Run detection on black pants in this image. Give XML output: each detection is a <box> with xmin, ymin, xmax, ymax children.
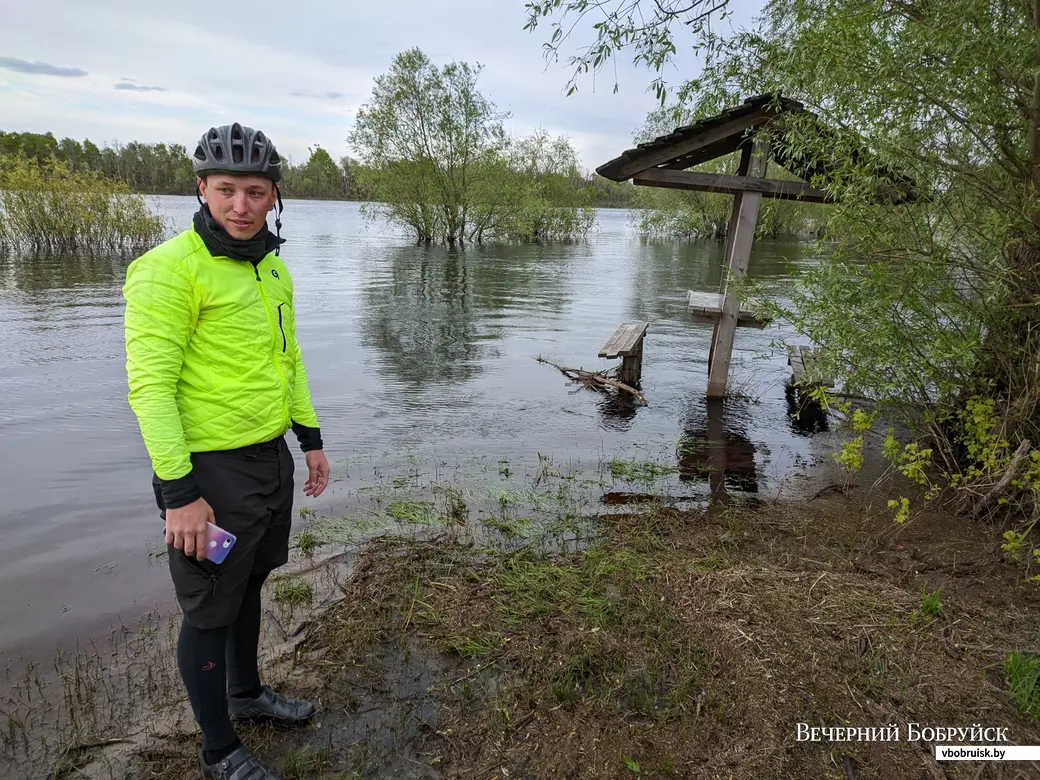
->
<box><xmin>154</xmin><ymin>435</ymin><xmax>294</xmax><ymax>629</ymax></box>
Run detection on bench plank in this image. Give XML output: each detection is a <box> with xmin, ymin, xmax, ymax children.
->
<box><xmin>599</xmin><ymin>322</ymin><xmax>649</xmax><ymax>358</ymax></box>
<box><xmin>686</xmin><ymin>290</ymin><xmax>769</xmax><ymax>329</ymax></box>
<box><xmin>787</xmin><ymin>345</ymin><xmax>835</xmax><ymax>388</ymax></box>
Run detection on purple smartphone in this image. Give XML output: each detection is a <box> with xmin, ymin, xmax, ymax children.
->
<box><xmin>163</xmin><ymin>522</ymin><xmax>237</xmax><ymax>564</ymax></box>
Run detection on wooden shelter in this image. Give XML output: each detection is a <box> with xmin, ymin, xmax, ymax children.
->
<box><xmin>596</xmin><ymin>93</ymin><xmax>916</xmax><ymax>398</ymax></box>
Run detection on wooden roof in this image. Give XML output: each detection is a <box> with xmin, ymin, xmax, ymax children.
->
<box><xmin>596</xmin><ymin>93</ymin><xmax>917</xmax><ymax>204</ymax></box>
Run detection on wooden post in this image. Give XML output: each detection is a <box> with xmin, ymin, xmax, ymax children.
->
<box><xmin>707</xmin><ymin>138</ymin><xmax>769</xmax><ymax>398</ymax></box>
<box><xmin>618</xmin><ymin>338</ymin><xmax>643</xmax><ymax>386</ymax></box>
<box><xmin>709</xmin><ymin>143</ymin><xmax>754</xmax><ymax>371</ymax></box>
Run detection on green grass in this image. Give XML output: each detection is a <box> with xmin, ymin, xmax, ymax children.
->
<box><xmin>273</xmin><ymin>578</ymin><xmax>314</xmax><ymax>608</ymax></box>
<box><xmin>691</xmin><ymin>550</ymin><xmax>728</xmax><ymax>572</ymax></box>
<box><xmin>609</xmin><ymin>458</ymin><xmax>678</xmax><ymax>484</ymax></box>
<box><xmin>438</xmin><ymin>631</ymin><xmax>505</xmax><ymax>658</ymax></box>
<box><xmin>482</xmin><ymin>516</ymin><xmax>537</xmax><ymax>537</ymax></box>
<box><xmin>294</xmin><ymin>531</ymin><xmax>319</xmax><ymax>556</ymax></box>
<box><xmin>1006</xmin><ymin>651</ymin><xmax>1040</xmax><ymax>719</ymax></box>
<box><xmin>283</xmin><ymin>743</ymin><xmax>332</xmax><ymax>779</ymax></box>
<box><xmin>385</xmin><ymin>500</ymin><xmax>440</xmax><ymax>525</ymax></box>
<box><xmin>433</xmin><ymin>484</ymin><xmax>468</xmax><ymax>523</ymax></box>
<box><xmin>920</xmin><ymin>587</ymin><xmax>942</xmax><ymax>618</ymax></box>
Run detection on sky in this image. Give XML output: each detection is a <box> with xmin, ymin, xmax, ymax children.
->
<box><xmin>0</xmin><ymin>0</ymin><xmax>767</xmax><ymax>174</ymax></box>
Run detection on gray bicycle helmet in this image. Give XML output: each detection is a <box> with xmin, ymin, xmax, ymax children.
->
<box><xmin>192</xmin><ymin>122</ymin><xmax>282</xmax><ymax>183</ymax></box>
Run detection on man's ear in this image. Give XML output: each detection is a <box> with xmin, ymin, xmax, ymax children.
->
<box><xmin>197</xmin><ymin>176</ymin><xmax>207</xmax><ymax>199</ymax></box>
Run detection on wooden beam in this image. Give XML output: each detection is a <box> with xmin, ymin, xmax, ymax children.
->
<box><xmin>707</xmin><ymin>138</ymin><xmax>770</xmax><ymax>398</ymax></box>
<box><xmin>687</xmin><ymin>291</ymin><xmax>769</xmax><ymax>328</ymax></box>
<box><xmin>606</xmin><ymin>109</ymin><xmax>772</xmax><ymax>181</ymax></box>
<box><xmin>662</xmin><ymin>135</ymin><xmax>747</xmax><ymax>171</ymax></box>
<box><xmin>632</xmin><ymin>168</ymin><xmax>831</xmax><ymax>203</ymax></box>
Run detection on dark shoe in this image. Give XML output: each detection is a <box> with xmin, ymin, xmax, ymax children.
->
<box><xmin>201</xmin><ymin>745</ymin><xmax>281</xmax><ymax>779</ymax></box>
<box><xmin>228</xmin><ymin>684</ymin><xmax>316</xmax><ymax>726</ymax></box>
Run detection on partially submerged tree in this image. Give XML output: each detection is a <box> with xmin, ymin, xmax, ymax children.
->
<box><xmin>0</xmin><ymin>157</ymin><xmax>167</xmax><ymax>256</ymax></box>
<box><xmin>349</xmin><ymin>48</ymin><xmax>595</xmax><ymax>244</ymax></box>
<box><xmin>349</xmin><ymin>48</ymin><xmax>510</xmax><ymax>244</ymax></box>
<box><xmin>503</xmin><ymin>127</ymin><xmax>596</xmax><ymax>241</ymax></box>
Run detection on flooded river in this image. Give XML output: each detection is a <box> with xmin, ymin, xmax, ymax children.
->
<box><xmin>0</xmin><ymin>197</ymin><xmax>830</xmax><ymax>660</ymax></box>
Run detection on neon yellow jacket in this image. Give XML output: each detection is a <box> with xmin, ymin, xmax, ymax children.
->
<box><xmin>123</xmin><ymin>227</ymin><xmax>319</xmax><ymax>482</ymax></box>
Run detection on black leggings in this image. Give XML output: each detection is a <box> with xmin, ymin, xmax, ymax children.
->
<box><xmin>177</xmin><ymin>572</ymin><xmax>267</xmax><ymax>754</ymax></box>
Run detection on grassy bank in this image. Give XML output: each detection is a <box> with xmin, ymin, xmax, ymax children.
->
<box><xmin>6</xmin><ymin>448</ymin><xmax>1040</xmax><ymax>779</ymax></box>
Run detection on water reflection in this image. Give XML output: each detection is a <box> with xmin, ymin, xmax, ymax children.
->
<box><xmin>359</xmin><ymin>246</ymin><xmax>485</xmax><ymax>386</ymax></box>
<box><xmin>0</xmin><ymin>254</ymin><xmax>130</xmax><ymax>295</ymax></box>
<box><xmin>676</xmin><ymin>396</ymin><xmax>759</xmax><ymax>503</ymax></box>
<box><xmin>785</xmin><ymin>381</ymin><xmax>830</xmax><ymax>436</ymax></box>
<box><xmin>597</xmin><ymin>392</ymin><xmax>640</xmax><ymax>431</ymax></box>
<box><xmin>359</xmin><ymin>243</ymin><xmax>578</xmax><ymax>387</ymax></box>
<box><xmin>623</xmin><ymin>239</ymin><xmax>805</xmax><ymax>324</ymax></box>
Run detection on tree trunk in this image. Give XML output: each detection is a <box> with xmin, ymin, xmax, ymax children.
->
<box><xmin>975</xmin><ymin>236</ymin><xmax>1040</xmax><ymax>444</ymax></box>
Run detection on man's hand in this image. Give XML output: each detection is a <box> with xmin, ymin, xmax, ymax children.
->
<box><xmin>304</xmin><ymin>450</ymin><xmax>330</xmax><ymax>497</ymax></box>
<box><xmin>165</xmin><ymin>497</ymin><xmax>215</xmax><ymax>560</ymax></box>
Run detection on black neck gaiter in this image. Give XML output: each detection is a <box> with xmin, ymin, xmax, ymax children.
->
<box><xmin>192</xmin><ymin>204</ymin><xmax>285</xmax><ymax>262</ymax></box>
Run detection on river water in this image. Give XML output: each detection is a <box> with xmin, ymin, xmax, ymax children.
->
<box><xmin>0</xmin><ymin>197</ymin><xmax>831</xmax><ymax>660</ymax></box>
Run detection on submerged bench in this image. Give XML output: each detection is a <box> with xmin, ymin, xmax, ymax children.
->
<box><xmin>599</xmin><ymin>321</ymin><xmax>649</xmax><ymax>386</ymax></box>
<box><xmin>787</xmin><ymin>345</ymin><xmax>835</xmax><ymax>389</ymax></box>
<box><xmin>686</xmin><ymin>290</ymin><xmax>770</xmax><ymax>329</ymax></box>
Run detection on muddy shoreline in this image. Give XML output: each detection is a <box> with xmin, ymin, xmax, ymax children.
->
<box><xmin>6</xmin><ymin>431</ymin><xmax>1040</xmax><ymax>780</ymax></box>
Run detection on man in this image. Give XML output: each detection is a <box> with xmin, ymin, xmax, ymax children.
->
<box><xmin>123</xmin><ymin>122</ymin><xmax>331</xmax><ymax>780</ymax></box>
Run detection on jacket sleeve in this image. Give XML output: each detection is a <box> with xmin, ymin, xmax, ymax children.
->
<box><xmin>290</xmin><ymin>330</ymin><xmax>323</xmax><ymax>451</ymax></box>
<box><xmin>123</xmin><ymin>253</ymin><xmax>200</xmax><ymax>494</ymax></box>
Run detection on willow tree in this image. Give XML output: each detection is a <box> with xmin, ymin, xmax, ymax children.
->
<box><xmin>527</xmin><ymin>1</ymin><xmax>1040</xmax><ymax>516</ymax></box>
<box><xmin>503</xmin><ymin>128</ymin><xmax>596</xmax><ymax>241</ymax></box>
<box><xmin>348</xmin><ymin>47</ymin><xmax>510</xmax><ymax>244</ymax></box>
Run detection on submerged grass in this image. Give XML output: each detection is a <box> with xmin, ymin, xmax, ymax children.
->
<box><xmin>384</xmin><ymin>499</ymin><xmax>439</xmax><ymax>525</ymax></box>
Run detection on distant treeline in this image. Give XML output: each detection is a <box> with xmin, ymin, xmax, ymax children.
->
<box><xmin>0</xmin><ymin>130</ymin><xmax>638</xmax><ymax>207</ymax></box>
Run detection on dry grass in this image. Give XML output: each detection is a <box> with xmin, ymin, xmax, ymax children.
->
<box><xmin>275</xmin><ymin>494</ymin><xmax>1040</xmax><ymax>779</ymax></box>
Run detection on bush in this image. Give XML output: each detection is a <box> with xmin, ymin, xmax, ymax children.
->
<box><xmin>0</xmin><ymin>156</ymin><xmax>168</xmax><ymax>256</ymax></box>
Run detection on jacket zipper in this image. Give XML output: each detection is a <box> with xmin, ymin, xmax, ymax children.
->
<box><xmin>253</xmin><ymin>261</ymin><xmax>292</xmax><ymax>428</ymax></box>
<box><xmin>277</xmin><ymin>304</ymin><xmax>287</xmax><ymax>353</ymax></box>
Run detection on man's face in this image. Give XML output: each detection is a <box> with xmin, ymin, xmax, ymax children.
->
<box><xmin>199</xmin><ymin>173</ymin><xmax>277</xmax><ymax>240</ymax></box>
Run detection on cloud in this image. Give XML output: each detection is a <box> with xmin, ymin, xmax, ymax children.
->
<box><xmin>0</xmin><ymin>56</ymin><xmax>86</xmax><ymax>77</ymax></box>
<box><xmin>114</xmin><ymin>79</ymin><xmax>167</xmax><ymax>92</ymax></box>
<box><xmin>291</xmin><ymin>89</ymin><xmax>346</xmax><ymax>100</ymax></box>
<box><xmin>0</xmin><ymin>0</ymin><xmax>770</xmax><ymax>172</ymax></box>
